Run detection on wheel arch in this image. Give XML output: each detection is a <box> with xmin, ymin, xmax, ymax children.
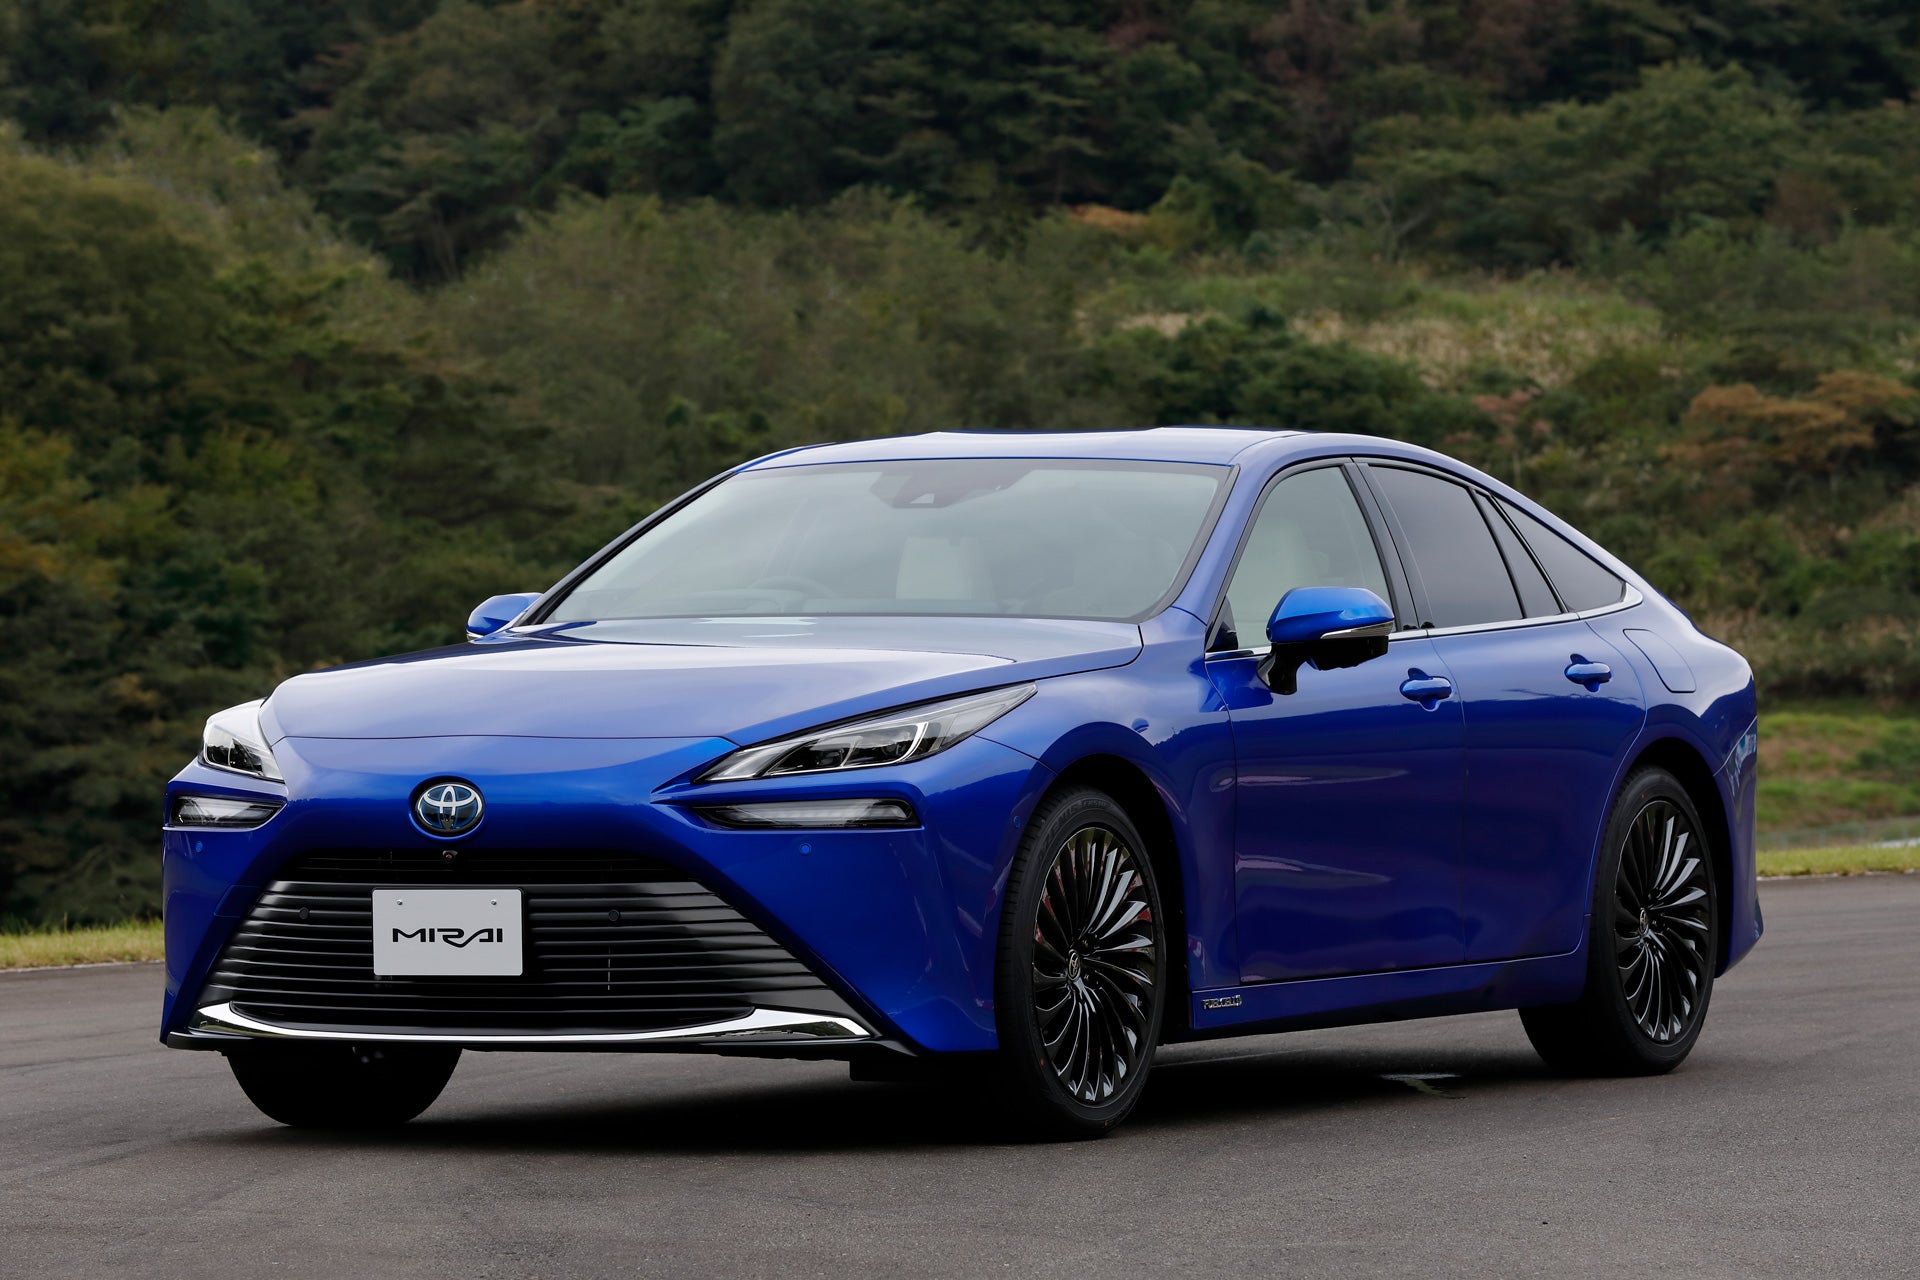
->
<box><xmin>1623</xmin><ymin>735</ymin><xmax>1734</xmax><ymax>972</ymax></box>
<box><xmin>1046</xmin><ymin>753</ymin><xmax>1193</xmax><ymax>1040</ymax></box>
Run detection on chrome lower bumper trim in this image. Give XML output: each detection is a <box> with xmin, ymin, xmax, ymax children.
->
<box><xmin>189</xmin><ymin>1002</ymin><xmax>874</xmax><ymax>1045</ymax></box>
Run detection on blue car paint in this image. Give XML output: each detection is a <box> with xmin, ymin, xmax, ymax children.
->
<box><xmin>466</xmin><ymin>592</ymin><xmax>542</xmax><ymax>639</ymax></box>
<box><xmin>1264</xmin><ymin>586</ymin><xmax>1395</xmax><ymax>645</ymax></box>
<box><xmin>162</xmin><ymin>428</ymin><xmax>1762</xmax><ymax>1055</ymax></box>
<box><xmin>1206</xmin><ymin>633</ymin><xmax>1468</xmax><ymax>981</ymax></box>
<box><xmin>1434</xmin><ymin>617</ymin><xmax>1647</xmax><ymax>963</ymax></box>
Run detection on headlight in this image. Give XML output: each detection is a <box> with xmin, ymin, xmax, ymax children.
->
<box><xmin>201</xmin><ymin>700</ymin><xmax>283</xmax><ymax>782</ymax></box>
<box><xmin>700</xmin><ymin>684</ymin><xmax>1036</xmax><ymax>782</ymax></box>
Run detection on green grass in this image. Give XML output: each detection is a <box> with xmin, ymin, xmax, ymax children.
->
<box><xmin>1757</xmin><ymin>706</ymin><xmax>1920</xmax><ymax>837</ymax></box>
<box><xmin>1756</xmin><ymin>844</ymin><xmax>1920</xmax><ymax>878</ymax></box>
<box><xmin>0</xmin><ymin>920</ymin><xmax>163</xmax><ymax>970</ymax></box>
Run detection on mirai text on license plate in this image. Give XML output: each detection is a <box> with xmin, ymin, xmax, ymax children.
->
<box><xmin>372</xmin><ymin>888</ymin><xmax>523</xmax><ymax>976</ymax></box>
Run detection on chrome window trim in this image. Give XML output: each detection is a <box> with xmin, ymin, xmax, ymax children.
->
<box><xmin>1414</xmin><ymin>585</ymin><xmax>1644</xmax><ymax>639</ymax></box>
<box><xmin>1202</xmin><ymin>584</ymin><xmax>1642</xmax><ymax>657</ymax></box>
<box><xmin>190</xmin><ymin>1002</ymin><xmax>874</xmax><ymax>1045</ymax></box>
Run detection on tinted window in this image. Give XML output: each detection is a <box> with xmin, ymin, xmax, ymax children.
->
<box><xmin>1479</xmin><ymin>493</ymin><xmax>1561</xmax><ymax>617</ymax></box>
<box><xmin>547</xmin><ymin>459</ymin><xmax>1227</xmax><ymax>622</ymax></box>
<box><xmin>1216</xmin><ymin>467</ymin><xmax>1390</xmax><ymax>650</ymax></box>
<box><xmin>1499</xmin><ymin>499</ymin><xmax>1627</xmax><ymax>611</ymax></box>
<box><xmin>1369</xmin><ymin>466</ymin><xmax>1521</xmax><ymax>629</ymax></box>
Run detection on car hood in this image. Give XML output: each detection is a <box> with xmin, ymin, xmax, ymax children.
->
<box><xmin>262</xmin><ymin>616</ymin><xmax>1141</xmax><ymax>744</ymax></box>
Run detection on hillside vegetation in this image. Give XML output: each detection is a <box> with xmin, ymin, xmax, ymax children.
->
<box><xmin>2</xmin><ymin>1</ymin><xmax>1919</xmax><ymax>921</ymax></box>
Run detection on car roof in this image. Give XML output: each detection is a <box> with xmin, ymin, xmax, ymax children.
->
<box><xmin>737</xmin><ymin>427</ymin><xmax>1306</xmax><ymax>469</ymax></box>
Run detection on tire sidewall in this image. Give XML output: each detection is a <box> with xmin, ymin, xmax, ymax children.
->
<box><xmin>1587</xmin><ymin>767</ymin><xmax>1720</xmax><ymax>1069</ymax></box>
<box><xmin>995</xmin><ymin>788</ymin><xmax>1167</xmax><ymax>1135</ymax></box>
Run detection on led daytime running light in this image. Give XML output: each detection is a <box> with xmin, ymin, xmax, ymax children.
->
<box><xmin>696</xmin><ymin>798</ymin><xmax>917</xmax><ymax>829</ymax></box>
<box><xmin>171</xmin><ymin>794</ymin><xmax>284</xmax><ymax>829</ymax></box>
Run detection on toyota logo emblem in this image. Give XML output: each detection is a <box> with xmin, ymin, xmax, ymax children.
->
<box><xmin>412</xmin><ymin>781</ymin><xmax>484</xmax><ymax>836</ymax></box>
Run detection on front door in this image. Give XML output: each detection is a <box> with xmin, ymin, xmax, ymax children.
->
<box><xmin>1207</xmin><ymin>464</ymin><xmax>1466</xmax><ymax>983</ymax></box>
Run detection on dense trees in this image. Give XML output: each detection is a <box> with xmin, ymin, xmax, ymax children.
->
<box><xmin>2</xmin><ymin>4</ymin><xmax>1919</xmax><ymax>919</ymax></box>
<box><xmin>9</xmin><ymin>1</ymin><xmax>1920</xmax><ymax>276</ymax></box>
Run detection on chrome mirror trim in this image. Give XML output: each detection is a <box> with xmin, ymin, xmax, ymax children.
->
<box><xmin>1318</xmin><ymin>621</ymin><xmax>1395</xmax><ymax>640</ymax></box>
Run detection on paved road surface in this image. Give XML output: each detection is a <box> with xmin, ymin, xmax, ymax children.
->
<box><xmin>3</xmin><ymin>876</ymin><xmax>1915</xmax><ymax>1279</ymax></box>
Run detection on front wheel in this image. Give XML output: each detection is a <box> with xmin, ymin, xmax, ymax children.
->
<box><xmin>994</xmin><ymin>787</ymin><xmax>1167</xmax><ymax>1139</ymax></box>
<box><xmin>226</xmin><ymin>1043</ymin><xmax>461</xmax><ymax>1129</ymax></box>
<box><xmin>1521</xmin><ymin>767</ymin><xmax>1719</xmax><ymax>1075</ymax></box>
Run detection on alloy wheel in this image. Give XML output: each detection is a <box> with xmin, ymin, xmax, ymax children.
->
<box><xmin>1613</xmin><ymin>800</ymin><xmax>1712</xmax><ymax>1043</ymax></box>
<box><xmin>1030</xmin><ymin>825</ymin><xmax>1158</xmax><ymax>1103</ymax></box>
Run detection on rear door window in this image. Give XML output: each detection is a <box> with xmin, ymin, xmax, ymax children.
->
<box><xmin>1367</xmin><ymin>466</ymin><xmax>1521</xmax><ymax>629</ymax></box>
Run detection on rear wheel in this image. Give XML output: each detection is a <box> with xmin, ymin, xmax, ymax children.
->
<box><xmin>226</xmin><ymin>1043</ymin><xmax>460</xmax><ymax>1129</ymax></box>
<box><xmin>1521</xmin><ymin>767</ymin><xmax>1718</xmax><ymax>1075</ymax></box>
<box><xmin>994</xmin><ymin>787</ymin><xmax>1166</xmax><ymax>1139</ymax></box>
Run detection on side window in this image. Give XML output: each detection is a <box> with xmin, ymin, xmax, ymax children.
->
<box><xmin>1368</xmin><ymin>466</ymin><xmax>1521</xmax><ymax>629</ymax></box>
<box><xmin>1499</xmin><ymin>499</ymin><xmax>1627</xmax><ymax>611</ymax></box>
<box><xmin>1215</xmin><ymin>467</ymin><xmax>1390</xmax><ymax>650</ymax></box>
<box><xmin>1478</xmin><ymin>493</ymin><xmax>1561</xmax><ymax>617</ymax></box>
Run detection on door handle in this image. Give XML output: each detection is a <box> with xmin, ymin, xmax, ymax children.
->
<box><xmin>1400</xmin><ymin>671</ymin><xmax>1454</xmax><ymax>705</ymax></box>
<box><xmin>1565</xmin><ymin>657</ymin><xmax>1613</xmax><ymax>690</ymax></box>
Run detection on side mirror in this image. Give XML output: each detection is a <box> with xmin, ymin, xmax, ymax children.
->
<box><xmin>467</xmin><ymin>592</ymin><xmax>542</xmax><ymax>639</ymax></box>
<box><xmin>1263</xmin><ymin>586</ymin><xmax>1394</xmax><ymax>694</ymax></box>
<box><xmin>1266</xmin><ymin>586</ymin><xmax>1395</xmax><ymax>646</ymax></box>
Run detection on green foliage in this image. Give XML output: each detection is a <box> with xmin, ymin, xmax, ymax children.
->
<box><xmin>8</xmin><ymin>8</ymin><xmax>1920</xmax><ymax>918</ymax></box>
<box><xmin>429</xmin><ymin>194</ymin><xmax>1124</xmax><ymax>503</ymax></box>
<box><xmin>1356</xmin><ymin>63</ymin><xmax>1802</xmax><ymax>267</ymax></box>
<box><xmin>0</xmin><ymin>116</ymin><xmax>570</xmax><ymax>921</ymax></box>
<box><xmin>1092</xmin><ymin>307</ymin><xmax>1482</xmax><ymax>441</ymax></box>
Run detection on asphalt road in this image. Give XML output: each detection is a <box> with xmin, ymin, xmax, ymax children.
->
<box><xmin>3</xmin><ymin>876</ymin><xmax>1915</xmax><ymax>1280</ymax></box>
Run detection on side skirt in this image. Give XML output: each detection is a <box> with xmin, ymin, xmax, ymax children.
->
<box><xmin>1188</xmin><ymin>948</ymin><xmax>1588</xmax><ymax>1040</ymax></box>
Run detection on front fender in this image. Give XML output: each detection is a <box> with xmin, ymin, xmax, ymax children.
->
<box><xmin>978</xmin><ymin>611</ymin><xmax>1239</xmax><ymax>993</ymax></box>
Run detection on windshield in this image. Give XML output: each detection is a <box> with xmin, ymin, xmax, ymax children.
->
<box><xmin>546</xmin><ymin>459</ymin><xmax>1229</xmax><ymax>623</ymax></box>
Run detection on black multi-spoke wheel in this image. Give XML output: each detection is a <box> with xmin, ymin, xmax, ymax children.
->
<box><xmin>1031</xmin><ymin>825</ymin><xmax>1159</xmax><ymax>1104</ymax></box>
<box><xmin>997</xmin><ymin>787</ymin><xmax>1166</xmax><ymax>1138</ymax></box>
<box><xmin>1614</xmin><ymin>799</ymin><xmax>1712</xmax><ymax>1043</ymax></box>
<box><xmin>1522</xmin><ymin>767</ymin><xmax>1719</xmax><ymax>1076</ymax></box>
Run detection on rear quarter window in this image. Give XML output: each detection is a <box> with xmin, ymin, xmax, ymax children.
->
<box><xmin>1498</xmin><ymin>499</ymin><xmax>1627</xmax><ymax>612</ymax></box>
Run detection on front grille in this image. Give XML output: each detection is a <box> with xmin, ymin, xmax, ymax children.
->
<box><xmin>200</xmin><ymin>850</ymin><xmax>853</xmax><ymax>1035</ymax></box>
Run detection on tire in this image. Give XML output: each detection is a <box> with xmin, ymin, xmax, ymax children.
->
<box><xmin>994</xmin><ymin>786</ymin><xmax>1168</xmax><ymax>1139</ymax></box>
<box><xmin>1521</xmin><ymin>767</ymin><xmax>1719</xmax><ymax>1075</ymax></box>
<box><xmin>226</xmin><ymin>1043</ymin><xmax>460</xmax><ymax>1129</ymax></box>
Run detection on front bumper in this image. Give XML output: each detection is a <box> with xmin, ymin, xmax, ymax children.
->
<box><xmin>162</xmin><ymin>732</ymin><xmax>1050</xmax><ymax>1055</ymax></box>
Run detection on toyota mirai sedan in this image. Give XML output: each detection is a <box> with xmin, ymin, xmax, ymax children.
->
<box><xmin>161</xmin><ymin>428</ymin><xmax>1760</xmax><ymax>1138</ymax></box>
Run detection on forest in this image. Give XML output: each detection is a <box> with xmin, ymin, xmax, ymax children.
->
<box><xmin>2</xmin><ymin>0</ymin><xmax>1918</xmax><ymax>921</ymax></box>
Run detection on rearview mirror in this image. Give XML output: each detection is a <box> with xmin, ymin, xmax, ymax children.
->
<box><xmin>1263</xmin><ymin>586</ymin><xmax>1394</xmax><ymax>694</ymax></box>
<box><xmin>467</xmin><ymin>592</ymin><xmax>542</xmax><ymax>639</ymax></box>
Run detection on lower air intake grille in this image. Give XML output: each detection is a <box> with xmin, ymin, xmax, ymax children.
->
<box><xmin>200</xmin><ymin>850</ymin><xmax>852</xmax><ymax>1035</ymax></box>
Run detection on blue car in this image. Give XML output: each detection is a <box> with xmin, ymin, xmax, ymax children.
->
<box><xmin>162</xmin><ymin>428</ymin><xmax>1761</xmax><ymax>1137</ymax></box>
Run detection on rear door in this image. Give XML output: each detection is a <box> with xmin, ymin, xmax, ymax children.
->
<box><xmin>1360</xmin><ymin>463</ymin><xmax>1646</xmax><ymax>962</ymax></box>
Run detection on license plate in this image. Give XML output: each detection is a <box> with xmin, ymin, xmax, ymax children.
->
<box><xmin>373</xmin><ymin>888</ymin><xmax>523</xmax><ymax>976</ymax></box>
